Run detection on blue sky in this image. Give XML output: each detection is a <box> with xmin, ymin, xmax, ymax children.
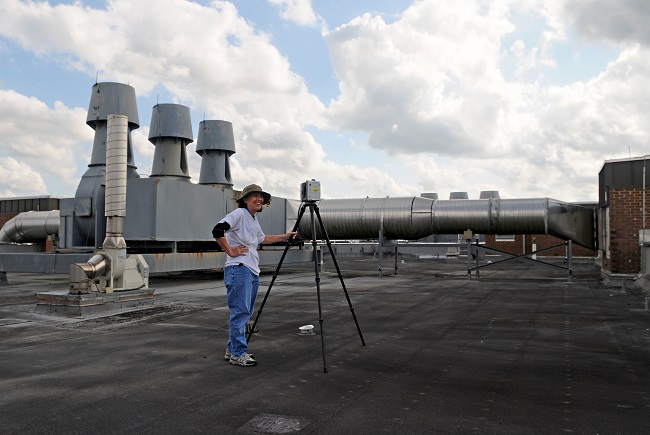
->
<box><xmin>0</xmin><ymin>0</ymin><xmax>646</xmax><ymax>202</ymax></box>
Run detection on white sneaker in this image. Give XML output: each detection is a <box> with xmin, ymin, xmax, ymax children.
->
<box><xmin>224</xmin><ymin>348</ymin><xmax>254</xmax><ymax>361</ymax></box>
<box><xmin>229</xmin><ymin>353</ymin><xmax>257</xmax><ymax>367</ymax></box>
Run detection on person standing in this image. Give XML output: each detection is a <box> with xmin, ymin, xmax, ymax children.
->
<box><xmin>212</xmin><ymin>184</ymin><xmax>296</xmax><ymax>367</ymax></box>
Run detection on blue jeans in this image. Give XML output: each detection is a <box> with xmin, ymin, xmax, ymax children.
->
<box><xmin>224</xmin><ymin>264</ymin><xmax>260</xmax><ymax>357</ymax></box>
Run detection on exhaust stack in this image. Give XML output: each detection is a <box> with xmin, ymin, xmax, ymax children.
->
<box><xmin>69</xmin><ymin>115</ymin><xmax>149</xmax><ymax>294</ymax></box>
<box><xmin>149</xmin><ymin>104</ymin><xmax>193</xmax><ymax>179</ymax></box>
<box><xmin>196</xmin><ymin>120</ymin><xmax>236</xmax><ymax>186</ymax></box>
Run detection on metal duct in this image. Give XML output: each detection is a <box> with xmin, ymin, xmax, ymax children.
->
<box><xmin>0</xmin><ymin>210</ymin><xmax>60</xmax><ymax>244</ymax></box>
<box><xmin>103</xmin><ymin>114</ymin><xmax>128</xmax><ymax>249</ymax></box>
<box><xmin>298</xmin><ymin>197</ymin><xmax>596</xmax><ymax>249</ymax></box>
<box><xmin>432</xmin><ymin>199</ymin><xmax>548</xmax><ymax>234</ymax></box>
<box><xmin>298</xmin><ymin>197</ymin><xmax>437</xmax><ymax>241</ymax></box>
<box><xmin>196</xmin><ymin>120</ymin><xmax>236</xmax><ymax>186</ymax></box>
<box><xmin>149</xmin><ymin>104</ymin><xmax>193</xmax><ymax>178</ymax></box>
<box><xmin>86</xmin><ymin>82</ymin><xmax>139</xmax><ymax>169</ymax></box>
<box><xmin>73</xmin><ymin>254</ymin><xmax>108</xmax><ymax>279</ymax></box>
<box><xmin>68</xmin><ymin>82</ymin><xmax>140</xmax><ymax>249</ymax></box>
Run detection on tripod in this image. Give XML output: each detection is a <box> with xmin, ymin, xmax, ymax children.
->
<box><xmin>246</xmin><ymin>200</ymin><xmax>365</xmax><ymax>373</ymax></box>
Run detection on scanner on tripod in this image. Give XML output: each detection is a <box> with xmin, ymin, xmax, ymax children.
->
<box><xmin>247</xmin><ymin>180</ymin><xmax>365</xmax><ymax>373</ymax></box>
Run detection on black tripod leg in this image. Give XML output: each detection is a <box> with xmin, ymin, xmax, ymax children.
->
<box><xmin>246</xmin><ymin>203</ymin><xmax>307</xmax><ymax>343</ymax></box>
<box><xmin>309</xmin><ymin>204</ymin><xmax>328</xmax><ymax>373</ymax></box>
<box><xmin>313</xmin><ymin>204</ymin><xmax>366</xmax><ymax>346</ymax></box>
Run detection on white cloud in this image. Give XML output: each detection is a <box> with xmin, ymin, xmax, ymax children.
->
<box><xmin>0</xmin><ymin>89</ymin><xmax>90</xmax><ymax>196</ymax></box>
<box><xmin>0</xmin><ymin>157</ymin><xmax>47</xmax><ymax>197</ymax></box>
<box><xmin>268</xmin><ymin>0</ymin><xmax>320</xmax><ymax>27</ymax></box>
<box><xmin>324</xmin><ymin>2</ymin><xmax>524</xmax><ymax>158</ymax></box>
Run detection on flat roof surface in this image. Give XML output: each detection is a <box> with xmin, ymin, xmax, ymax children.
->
<box><xmin>1</xmin><ymin>254</ymin><xmax>649</xmax><ymax>434</ymax></box>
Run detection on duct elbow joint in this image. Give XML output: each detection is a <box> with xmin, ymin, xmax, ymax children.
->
<box><xmin>68</xmin><ymin>254</ymin><xmax>109</xmax><ymax>294</ymax></box>
<box><xmin>69</xmin><ymin>263</ymin><xmax>92</xmax><ymax>294</ymax></box>
<box><xmin>87</xmin><ymin>254</ymin><xmax>109</xmax><ymax>277</ymax></box>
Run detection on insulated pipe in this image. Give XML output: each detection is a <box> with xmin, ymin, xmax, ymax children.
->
<box><xmin>103</xmin><ymin>114</ymin><xmax>128</xmax><ymax>249</ymax></box>
<box><xmin>0</xmin><ymin>210</ymin><xmax>60</xmax><ymax>244</ymax></box>
<box><xmin>298</xmin><ymin>197</ymin><xmax>596</xmax><ymax>249</ymax></box>
<box><xmin>69</xmin><ymin>114</ymin><xmax>129</xmax><ymax>294</ymax></box>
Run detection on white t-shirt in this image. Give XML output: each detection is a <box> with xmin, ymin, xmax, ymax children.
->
<box><xmin>219</xmin><ymin>208</ymin><xmax>266</xmax><ymax>274</ymax></box>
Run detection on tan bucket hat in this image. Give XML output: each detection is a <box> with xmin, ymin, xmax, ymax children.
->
<box><xmin>237</xmin><ymin>184</ymin><xmax>271</xmax><ymax>206</ymax></box>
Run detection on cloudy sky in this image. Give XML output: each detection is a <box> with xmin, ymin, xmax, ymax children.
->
<box><xmin>0</xmin><ymin>0</ymin><xmax>646</xmax><ymax>202</ymax></box>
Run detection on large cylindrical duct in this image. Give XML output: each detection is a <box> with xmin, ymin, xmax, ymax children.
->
<box><xmin>196</xmin><ymin>120</ymin><xmax>236</xmax><ymax>186</ymax></box>
<box><xmin>0</xmin><ymin>210</ymin><xmax>60</xmax><ymax>244</ymax></box>
<box><xmin>149</xmin><ymin>104</ymin><xmax>193</xmax><ymax>178</ymax></box>
<box><xmin>431</xmin><ymin>198</ymin><xmax>548</xmax><ymax>234</ymax></box>
<box><xmin>298</xmin><ymin>197</ymin><xmax>595</xmax><ymax>248</ymax></box>
<box><xmin>299</xmin><ymin>197</ymin><xmax>437</xmax><ymax>241</ymax></box>
<box><xmin>103</xmin><ymin>114</ymin><xmax>128</xmax><ymax>249</ymax></box>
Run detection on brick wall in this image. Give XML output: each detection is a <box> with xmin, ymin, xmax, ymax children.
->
<box><xmin>604</xmin><ymin>188</ymin><xmax>650</xmax><ymax>274</ymax></box>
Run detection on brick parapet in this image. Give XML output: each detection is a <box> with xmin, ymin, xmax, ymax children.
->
<box><xmin>605</xmin><ymin>188</ymin><xmax>650</xmax><ymax>274</ymax></box>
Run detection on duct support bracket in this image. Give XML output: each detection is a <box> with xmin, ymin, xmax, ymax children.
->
<box><xmin>467</xmin><ymin>241</ymin><xmax>574</xmax><ymax>279</ymax></box>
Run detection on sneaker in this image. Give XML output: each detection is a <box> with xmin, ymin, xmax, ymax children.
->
<box><xmin>230</xmin><ymin>353</ymin><xmax>257</xmax><ymax>367</ymax></box>
<box><xmin>224</xmin><ymin>349</ymin><xmax>254</xmax><ymax>361</ymax></box>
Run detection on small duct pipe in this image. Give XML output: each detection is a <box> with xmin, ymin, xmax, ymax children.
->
<box><xmin>75</xmin><ymin>254</ymin><xmax>108</xmax><ymax>278</ymax></box>
<box><xmin>103</xmin><ymin>114</ymin><xmax>128</xmax><ymax>249</ymax></box>
<box><xmin>298</xmin><ymin>197</ymin><xmax>596</xmax><ymax>249</ymax></box>
<box><xmin>196</xmin><ymin>120</ymin><xmax>236</xmax><ymax>186</ymax></box>
<box><xmin>0</xmin><ymin>210</ymin><xmax>60</xmax><ymax>244</ymax></box>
